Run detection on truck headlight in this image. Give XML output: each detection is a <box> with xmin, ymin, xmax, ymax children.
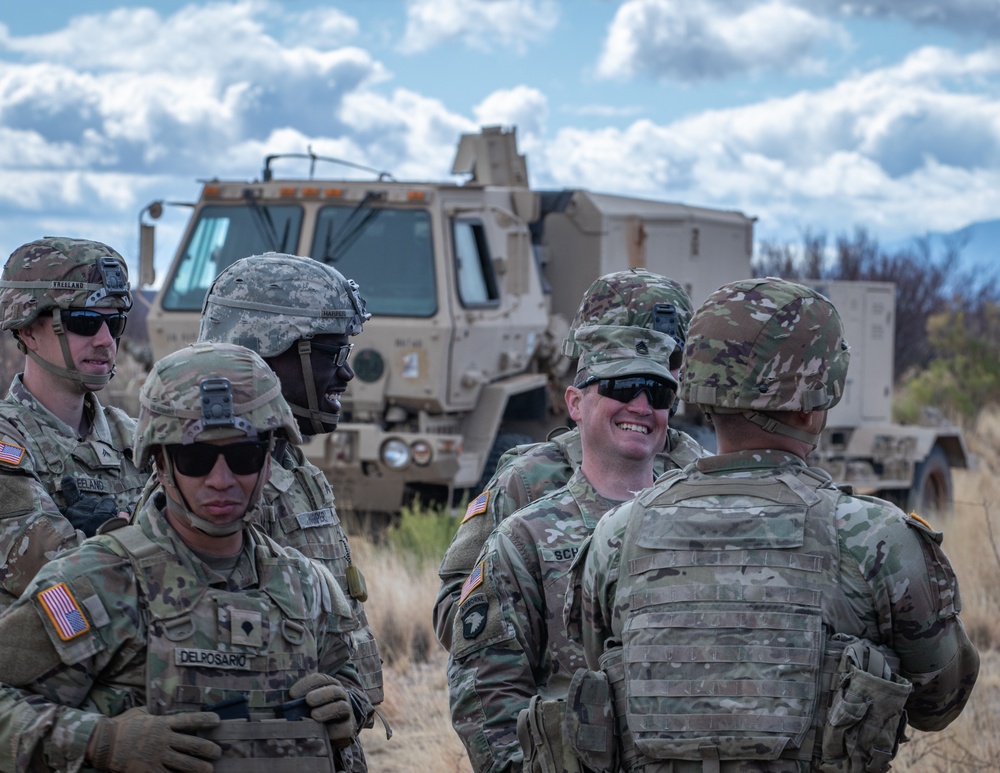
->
<box><xmin>411</xmin><ymin>440</ymin><xmax>432</xmax><ymax>466</ymax></box>
<box><xmin>380</xmin><ymin>438</ymin><xmax>411</xmax><ymax>470</ymax></box>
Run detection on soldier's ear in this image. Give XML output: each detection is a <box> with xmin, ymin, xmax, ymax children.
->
<box><xmin>565</xmin><ymin>384</ymin><xmax>585</xmax><ymax>423</ymax></box>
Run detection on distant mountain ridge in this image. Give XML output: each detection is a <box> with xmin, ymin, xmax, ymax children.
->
<box><xmin>892</xmin><ymin>218</ymin><xmax>999</xmax><ymax>276</ymax></box>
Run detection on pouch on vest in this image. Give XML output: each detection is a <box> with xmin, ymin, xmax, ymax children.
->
<box><xmin>201</xmin><ymin>717</ymin><xmax>338</xmax><ymax>773</ymax></box>
<box><xmin>517</xmin><ymin>695</ymin><xmax>581</xmax><ymax>773</ymax></box>
<box><xmin>820</xmin><ymin>636</ymin><xmax>912</xmax><ymax>773</ymax></box>
<box><xmin>564</xmin><ymin>668</ymin><xmax>616</xmax><ymax>773</ymax></box>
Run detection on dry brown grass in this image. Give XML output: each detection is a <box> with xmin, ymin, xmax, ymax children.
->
<box><xmin>355</xmin><ymin>407</ymin><xmax>1000</xmax><ymax>773</ymax></box>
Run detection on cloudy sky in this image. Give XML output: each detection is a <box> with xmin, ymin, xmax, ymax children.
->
<box><xmin>2</xmin><ymin>0</ymin><xmax>998</xmax><ymax>283</ymax></box>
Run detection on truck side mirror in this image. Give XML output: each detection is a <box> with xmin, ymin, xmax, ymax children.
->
<box><xmin>139</xmin><ymin>223</ymin><xmax>156</xmax><ymax>288</ymax></box>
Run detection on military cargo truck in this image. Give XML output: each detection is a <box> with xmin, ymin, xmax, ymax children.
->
<box><xmin>139</xmin><ymin>125</ymin><xmax>965</xmax><ymax>516</ymax></box>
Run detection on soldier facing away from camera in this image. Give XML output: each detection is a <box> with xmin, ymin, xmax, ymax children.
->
<box><xmin>566</xmin><ymin>277</ymin><xmax>979</xmax><ymax>773</ymax></box>
<box><xmin>434</xmin><ymin>269</ymin><xmax>709</xmax><ymax>652</ymax></box>
<box><xmin>198</xmin><ymin>252</ymin><xmax>384</xmax><ymax>720</ymax></box>
<box><xmin>0</xmin><ymin>342</ymin><xmax>372</xmax><ymax>773</ymax></box>
<box><xmin>0</xmin><ymin>237</ymin><xmax>148</xmax><ymax>613</ymax></box>
<box><xmin>448</xmin><ymin>269</ymin><xmax>698</xmax><ymax>773</ymax></box>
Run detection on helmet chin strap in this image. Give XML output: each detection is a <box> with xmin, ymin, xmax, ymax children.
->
<box><xmin>20</xmin><ymin>308</ymin><xmax>116</xmax><ymax>390</ymax></box>
<box><xmin>160</xmin><ymin>440</ymin><xmax>272</xmax><ymax>537</ymax></box>
<box><xmin>294</xmin><ymin>340</ymin><xmax>340</xmax><ymax>435</ymax></box>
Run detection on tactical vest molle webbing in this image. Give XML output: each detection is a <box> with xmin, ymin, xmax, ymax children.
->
<box><xmin>0</xmin><ymin>402</ymin><xmax>147</xmax><ymax>512</ymax></box>
<box><xmin>616</xmin><ymin>466</ymin><xmax>849</xmax><ymax>772</ymax></box>
<box><xmin>105</xmin><ymin>525</ymin><xmax>319</xmax><ymax>713</ymax></box>
<box><xmin>100</xmin><ymin>525</ymin><xmax>344</xmax><ymax>772</ymax></box>
<box><xmin>261</xmin><ymin>447</ymin><xmax>384</xmax><ymax>706</ymax></box>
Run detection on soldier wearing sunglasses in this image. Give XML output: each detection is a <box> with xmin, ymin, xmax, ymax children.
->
<box><xmin>198</xmin><ymin>253</ymin><xmax>385</xmax><ymax>742</ymax></box>
<box><xmin>569</xmin><ymin>279</ymin><xmax>979</xmax><ymax>773</ymax></box>
<box><xmin>0</xmin><ymin>237</ymin><xmax>148</xmax><ymax>613</ymax></box>
<box><xmin>434</xmin><ymin>270</ymin><xmax>707</xmax><ymax>652</ymax></box>
<box><xmin>447</xmin><ymin>269</ymin><xmax>702</xmax><ymax>773</ymax></box>
<box><xmin>0</xmin><ymin>342</ymin><xmax>372</xmax><ymax>773</ymax></box>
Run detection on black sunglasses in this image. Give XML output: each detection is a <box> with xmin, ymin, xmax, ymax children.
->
<box><xmin>59</xmin><ymin>309</ymin><xmax>128</xmax><ymax>338</ymax></box>
<box><xmin>309</xmin><ymin>341</ymin><xmax>354</xmax><ymax>368</ymax></box>
<box><xmin>578</xmin><ymin>375</ymin><xmax>676</xmax><ymax>411</ymax></box>
<box><xmin>167</xmin><ymin>440</ymin><xmax>270</xmax><ymax>477</ymax></box>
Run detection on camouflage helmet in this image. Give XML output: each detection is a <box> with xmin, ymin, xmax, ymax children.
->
<box><xmin>681</xmin><ymin>277</ymin><xmax>850</xmax><ymax>413</ymax></box>
<box><xmin>135</xmin><ymin>341</ymin><xmax>301</xmax><ymax>469</ymax></box>
<box><xmin>0</xmin><ymin>237</ymin><xmax>132</xmax><ymax>331</ymax></box>
<box><xmin>563</xmin><ymin>268</ymin><xmax>692</xmax><ymax>384</ymax></box>
<box><xmin>198</xmin><ymin>252</ymin><xmax>370</xmax><ymax>357</ymax></box>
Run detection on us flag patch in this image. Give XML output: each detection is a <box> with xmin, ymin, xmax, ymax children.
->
<box><xmin>459</xmin><ymin>561</ymin><xmax>485</xmax><ymax>605</ymax></box>
<box><xmin>0</xmin><ymin>442</ymin><xmax>25</xmax><ymax>466</ymax></box>
<box><xmin>462</xmin><ymin>491</ymin><xmax>489</xmax><ymax>523</ymax></box>
<box><xmin>37</xmin><ymin>583</ymin><xmax>90</xmax><ymax>641</ymax></box>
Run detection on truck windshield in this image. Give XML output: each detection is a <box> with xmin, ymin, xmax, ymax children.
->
<box><xmin>312</xmin><ymin>204</ymin><xmax>436</xmax><ymax>317</ymax></box>
<box><xmin>162</xmin><ymin>204</ymin><xmax>302</xmax><ymax>310</ymax></box>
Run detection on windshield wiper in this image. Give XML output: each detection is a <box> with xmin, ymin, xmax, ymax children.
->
<box><xmin>322</xmin><ymin>191</ymin><xmax>385</xmax><ymax>262</ymax></box>
<box><xmin>242</xmin><ymin>188</ymin><xmax>288</xmax><ymax>252</ymax></box>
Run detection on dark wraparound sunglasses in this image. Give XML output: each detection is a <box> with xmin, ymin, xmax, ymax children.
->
<box><xmin>309</xmin><ymin>341</ymin><xmax>354</xmax><ymax>368</ymax></box>
<box><xmin>576</xmin><ymin>375</ymin><xmax>676</xmax><ymax>411</ymax></box>
<box><xmin>58</xmin><ymin>309</ymin><xmax>128</xmax><ymax>338</ymax></box>
<box><xmin>168</xmin><ymin>441</ymin><xmax>270</xmax><ymax>477</ymax></box>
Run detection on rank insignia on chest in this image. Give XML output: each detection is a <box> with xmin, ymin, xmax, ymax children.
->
<box><xmin>462</xmin><ymin>491</ymin><xmax>489</xmax><ymax>523</ymax></box>
<box><xmin>0</xmin><ymin>442</ymin><xmax>26</xmax><ymax>467</ymax></box>
<box><xmin>37</xmin><ymin>583</ymin><xmax>90</xmax><ymax>641</ymax></box>
<box><xmin>461</xmin><ymin>594</ymin><xmax>489</xmax><ymax>640</ymax></box>
<box><xmin>459</xmin><ymin>560</ymin><xmax>485</xmax><ymax>605</ymax></box>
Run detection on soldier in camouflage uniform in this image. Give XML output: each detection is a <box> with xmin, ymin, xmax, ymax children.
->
<box><xmin>434</xmin><ymin>269</ymin><xmax>708</xmax><ymax>651</ymax></box>
<box><xmin>198</xmin><ymin>253</ymin><xmax>384</xmax><ymax>717</ymax></box>
<box><xmin>0</xmin><ymin>342</ymin><xmax>372</xmax><ymax>773</ymax></box>
<box><xmin>568</xmin><ymin>277</ymin><xmax>979</xmax><ymax>773</ymax></box>
<box><xmin>0</xmin><ymin>237</ymin><xmax>148</xmax><ymax>613</ymax></box>
<box><xmin>447</xmin><ymin>269</ymin><xmax>690</xmax><ymax>773</ymax></box>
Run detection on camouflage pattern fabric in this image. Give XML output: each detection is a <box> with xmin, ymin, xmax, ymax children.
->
<box><xmin>0</xmin><ymin>376</ymin><xmax>148</xmax><ymax>613</ymax></box>
<box><xmin>136</xmin><ymin>342</ymin><xmax>301</xmax><ymax>464</ymax></box>
<box><xmin>433</xmin><ymin>425</ymin><xmax>707</xmax><ymax>650</ymax></box>
<box><xmin>0</xmin><ymin>237</ymin><xmax>132</xmax><ymax>331</ymax></box>
<box><xmin>0</xmin><ymin>492</ymin><xmax>369</xmax><ymax>773</ymax></box>
<box><xmin>263</xmin><ymin>439</ymin><xmax>384</xmax><ymax>705</ymax></box>
<box><xmin>447</xmin><ymin>469</ymin><xmax>631</xmax><ymax>773</ymax></box>
<box><xmin>562</xmin><ymin>269</ymin><xmax>692</xmax><ymax>361</ymax></box>
<box><xmin>198</xmin><ymin>252</ymin><xmax>369</xmax><ymax>357</ymax></box>
<box><xmin>569</xmin><ymin>450</ymin><xmax>980</xmax><ymax>771</ymax></box>
<box><xmin>681</xmin><ymin>278</ymin><xmax>849</xmax><ymax>413</ymax></box>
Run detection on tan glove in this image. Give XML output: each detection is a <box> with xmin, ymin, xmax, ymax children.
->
<box><xmin>89</xmin><ymin>707</ymin><xmax>222</xmax><ymax>773</ymax></box>
<box><xmin>288</xmin><ymin>673</ymin><xmax>356</xmax><ymax>749</ymax></box>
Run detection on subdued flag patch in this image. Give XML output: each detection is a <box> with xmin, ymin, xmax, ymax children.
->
<box><xmin>462</xmin><ymin>491</ymin><xmax>489</xmax><ymax>523</ymax></box>
<box><xmin>0</xmin><ymin>442</ymin><xmax>25</xmax><ymax>466</ymax></box>
<box><xmin>459</xmin><ymin>561</ymin><xmax>485</xmax><ymax>605</ymax></box>
<box><xmin>38</xmin><ymin>583</ymin><xmax>90</xmax><ymax>641</ymax></box>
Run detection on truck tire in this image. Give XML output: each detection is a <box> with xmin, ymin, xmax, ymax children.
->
<box><xmin>451</xmin><ymin>432</ymin><xmax>535</xmax><ymax>508</ymax></box>
<box><xmin>478</xmin><ymin>432</ymin><xmax>535</xmax><ymax>494</ymax></box>
<box><xmin>907</xmin><ymin>445</ymin><xmax>953</xmax><ymax>516</ymax></box>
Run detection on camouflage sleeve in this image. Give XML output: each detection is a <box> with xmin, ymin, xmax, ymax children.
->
<box><xmin>576</xmin><ymin>502</ymin><xmax>630</xmax><ymax>669</ymax></box>
<box><xmin>0</xmin><ymin>544</ymin><xmax>139</xmax><ymax>773</ymax></box>
<box><xmin>0</xmin><ymin>471</ymin><xmax>81</xmax><ymax>614</ymax></box>
<box><xmin>836</xmin><ymin>497</ymin><xmax>980</xmax><ymax>731</ymax></box>
<box><xmin>447</xmin><ymin>523</ymin><xmax>545</xmax><ymax>773</ymax></box>
<box><xmin>433</xmin><ymin>468</ymin><xmax>527</xmax><ymax>651</ymax></box>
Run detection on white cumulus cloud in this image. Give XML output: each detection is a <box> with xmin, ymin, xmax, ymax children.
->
<box><xmin>597</xmin><ymin>0</ymin><xmax>848</xmax><ymax>82</ymax></box>
<box><xmin>398</xmin><ymin>0</ymin><xmax>559</xmax><ymax>54</ymax></box>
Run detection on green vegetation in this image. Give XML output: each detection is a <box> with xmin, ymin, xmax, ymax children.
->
<box><xmin>896</xmin><ymin>303</ymin><xmax>1000</xmax><ymax>424</ymax></box>
<box><xmin>384</xmin><ymin>497</ymin><xmax>461</xmax><ymax>568</ymax></box>
<box><xmin>756</xmin><ymin>228</ymin><xmax>1000</xmax><ymax>421</ymax></box>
